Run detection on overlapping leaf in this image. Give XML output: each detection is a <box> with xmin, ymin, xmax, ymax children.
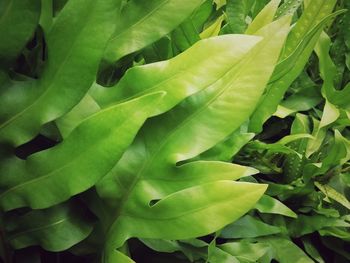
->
<box><xmin>94</xmin><ymin>17</ymin><xmax>291</xmax><ymax>262</ymax></box>
<box><xmin>0</xmin><ymin>92</ymin><xmax>163</xmax><ymax>211</ymax></box>
<box><xmin>0</xmin><ymin>0</ymin><xmax>120</xmax><ymax>146</ymax></box>
<box><xmin>0</xmin><ymin>0</ymin><xmax>40</xmax><ymax>67</ymax></box>
<box><xmin>103</xmin><ymin>0</ymin><xmax>204</xmax><ymax>63</ymax></box>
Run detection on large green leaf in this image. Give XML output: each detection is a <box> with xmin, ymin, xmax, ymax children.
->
<box><xmin>103</xmin><ymin>0</ymin><xmax>204</xmax><ymax>63</ymax></box>
<box><xmin>68</xmin><ymin>34</ymin><xmax>261</xmax><ymax>134</ymax></box>
<box><xmin>0</xmin><ymin>0</ymin><xmax>120</xmax><ymax>146</ymax></box>
<box><xmin>5</xmin><ymin>202</ymin><xmax>94</xmax><ymax>251</ymax></box>
<box><xmin>95</xmin><ymin>17</ymin><xmax>291</xmax><ymax>262</ymax></box>
<box><xmin>0</xmin><ymin>0</ymin><xmax>41</xmax><ymax>67</ymax></box>
<box><xmin>91</xmin><ymin>34</ymin><xmax>262</xmax><ymax>115</ymax></box>
<box><xmin>0</xmin><ymin>92</ymin><xmax>163</xmax><ymax>211</ymax></box>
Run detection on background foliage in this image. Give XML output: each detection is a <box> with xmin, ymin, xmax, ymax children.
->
<box><xmin>0</xmin><ymin>0</ymin><xmax>349</xmax><ymax>262</ymax></box>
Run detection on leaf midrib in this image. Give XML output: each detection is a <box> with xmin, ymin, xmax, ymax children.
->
<box><xmin>9</xmin><ymin>218</ymin><xmax>68</xmax><ymax>239</ymax></box>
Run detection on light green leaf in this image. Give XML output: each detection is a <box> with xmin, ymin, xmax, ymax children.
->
<box><xmin>245</xmin><ymin>0</ymin><xmax>280</xmax><ymax>35</ymax></box>
<box><xmin>97</xmin><ymin>17</ymin><xmax>291</xmax><ymax>261</ymax></box>
<box><xmin>199</xmin><ymin>15</ymin><xmax>224</xmax><ymax>38</ymax></box>
<box><xmin>255</xmin><ymin>195</ymin><xmax>297</xmax><ymax>218</ymax></box>
<box><xmin>91</xmin><ymin>34</ymin><xmax>262</xmax><ymax>115</ymax></box>
<box><xmin>0</xmin><ymin>92</ymin><xmax>163</xmax><ymax>211</ymax></box>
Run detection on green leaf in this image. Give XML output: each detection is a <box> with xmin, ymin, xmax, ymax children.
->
<box><xmin>225</xmin><ymin>0</ymin><xmax>251</xmax><ymax>34</ymax></box>
<box><xmin>142</xmin><ymin>36</ymin><xmax>173</xmax><ymax>63</ymax></box>
<box><xmin>103</xmin><ymin>0</ymin><xmax>204</xmax><ymax>63</ymax></box>
<box><xmin>255</xmin><ymin>195</ymin><xmax>297</xmax><ymax>218</ymax></box>
<box><xmin>0</xmin><ymin>92</ymin><xmax>163</xmax><ymax>211</ymax></box>
<box><xmin>198</xmin><ymin>130</ymin><xmax>255</xmax><ymax>162</ymax></box>
<box><xmin>220</xmin><ymin>215</ymin><xmax>281</xmax><ymax>238</ymax></box>
<box><xmin>245</xmin><ymin>0</ymin><xmax>280</xmax><ymax>35</ymax></box>
<box><xmin>5</xmin><ymin>202</ymin><xmax>94</xmax><ymax>251</ymax></box>
<box><xmin>249</xmin><ymin>0</ymin><xmax>338</xmax><ymax>132</ymax></box>
<box><xmin>171</xmin><ymin>0</ymin><xmax>212</xmax><ymax>53</ymax></box>
<box><xmin>288</xmin><ymin>214</ymin><xmax>350</xmax><ymax>237</ymax></box>
<box><xmin>276</xmin><ymin>85</ymin><xmax>322</xmax><ymax>117</ymax></box>
<box><xmin>103</xmin><ymin>181</ymin><xmax>266</xmax><ymax>262</ymax></box>
<box><xmin>302</xmin><ymin>237</ymin><xmax>325</xmax><ymax>263</ymax></box>
<box><xmin>315</xmin><ymin>30</ymin><xmax>350</xmax><ymax>110</ymax></box>
<box><xmin>91</xmin><ymin>34</ymin><xmax>262</xmax><ymax>115</ymax></box>
<box><xmin>219</xmin><ymin>240</ymin><xmax>271</xmax><ymax>263</ymax></box>
<box><xmin>199</xmin><ymin>15</ymin><xmax>224</xmax><ymax>38</ymax></box>
<box><xmin>97</xmin><ymin>17</ymin><xmax>291</xmax><ymax>261</ymax></box>
<box><xmin>0</xmin><ymin>0</ymin><xmax>120</xmax><ymax>146</ymax></box>
<box><xmin>315</xmin><ymin>182</ymin><xmax>350</xmax><ymax>210</ymax></box>
<box><xmin>39</xmin><ymin>0</ymin><xmax>53</xmax><ymax>34</ymax></box>
<box><xmin>208</xmin><ymin>240</ymin><xmax>240</xmax><ymax>263</ymax></box>
<box><xmin>56</xmin><ymin>94</ymin><xmax>101</xmax><ymax>138</ymax></box>
<box><xmin>283</xmin><ymin>113</ymin><xmax>310</xmax><ymax>182</ymax></box>
<box><xmin>0</xmin><ymin>0</ymin><xmax>41</xmax><ymax>67</ymax></box>
<box><xmin>257</xmin><ymin>236</ymin><xmax>314</xmax><ymax>263</ymax></box>
<box><xmin>275</xmin><ymin>0</ymin><xmax>302</xmax><ymax>19</ymax></box>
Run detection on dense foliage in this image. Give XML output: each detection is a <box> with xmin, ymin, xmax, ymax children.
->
<box><xmin>0</xmin><ymin>0</ymin><xmax>349</xmax><ymax>262</ymax></box>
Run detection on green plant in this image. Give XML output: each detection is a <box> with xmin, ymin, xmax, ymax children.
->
<box><xmin>0</xmin><ymin>0</ymin><xmax>349</xmax><ymax>262</ymax></box>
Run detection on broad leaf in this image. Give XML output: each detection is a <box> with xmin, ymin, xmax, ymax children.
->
<box><xmin>91</xmin><ymin>34</ymin><xmax>262</xmax><ymax>115</ymax></box>
<box><xmin>96</xmin><ymin>17</ymin><xmax>291</xmax><ymax>261</ymax></box>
